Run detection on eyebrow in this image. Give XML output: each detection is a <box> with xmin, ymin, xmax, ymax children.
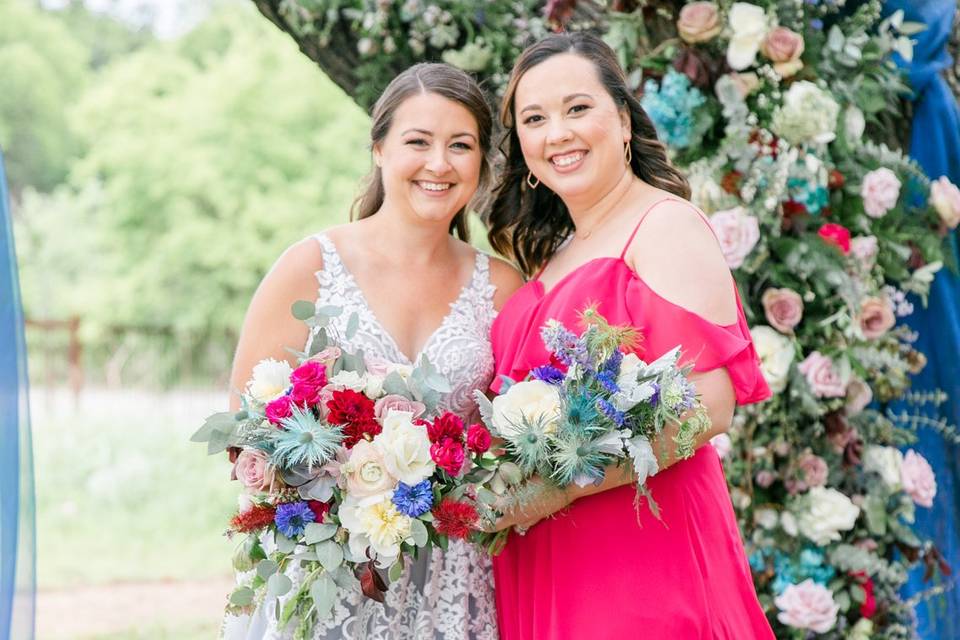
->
<box><xmin>519</xmin><ymin>93</ymin><xmax>594</xmax><ymax>114</ymax></box>
<box><xmin>401</xmin><ymin>128</ymin><xmax>478</xmax><ymax>142</ymax></box>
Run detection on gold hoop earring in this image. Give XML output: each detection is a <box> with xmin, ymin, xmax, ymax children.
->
<box><xmin>625</xmin><ymin>142</ymin><xmax>632</xmax><ymax>165</ymax></box>
<box><xmin>526</xmin><ymin>171</ymin><xmax>540</xmax><ymax>189</ymax></box>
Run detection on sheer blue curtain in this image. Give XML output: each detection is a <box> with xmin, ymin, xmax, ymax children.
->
<box><xmin>883</xmin><ymin>0</ymin><xmax>960</xmax><ymax>637</ymax></box>
<box><xmin>0</xmin><ymin>150</ymin><xmax>35</xmax><ymax>639</ymax></box>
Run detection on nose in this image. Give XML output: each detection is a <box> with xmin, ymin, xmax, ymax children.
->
<box><xmin>545</xmin><ymin>121</ymin><xmax>574</xmax><ymax>146</ymax></box>
<box><xmin>425</xmin><ymin>146</ymin><xmax>452</xmax><ymax>175</ymax></box>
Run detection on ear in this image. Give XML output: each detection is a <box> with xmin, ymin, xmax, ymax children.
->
<box><xmin>619</xmin><ymin>107</ymin><xmax>631</xmax><ymax>143</ymax></box>
<box><xmin>372</xmin><ymin>143</ymin><xmax>383</xmax><ymax>168</ymax></box>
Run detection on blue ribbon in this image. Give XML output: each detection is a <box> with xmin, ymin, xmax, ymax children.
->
<box><xmin>0</xmin><ymin>149</ymin><xmax>35</xmax><ymax>638</ymax></box>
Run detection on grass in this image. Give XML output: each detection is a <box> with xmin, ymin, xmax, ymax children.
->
<box><xmin>33</xmin><ymin>387</ymin><xmax>238</xmax><ymax>588</ymax></box>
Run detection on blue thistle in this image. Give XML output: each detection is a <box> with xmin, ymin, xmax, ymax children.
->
<box><xmin>563</xmin><ymin>393</ymin><xmax>600</xmax><ymax>430</ymax></box>
<box><xmin>550</xmin><ymin>434</ymin><xmax>608</xmax><ymax>487</ymax></box>
<box><xmin>271</xmin><ymin>405</ymin><xmax>343</xmax><ymax>470</ymax></box>
<box><xmin>531</xmin><ymin>365</ymin><xmax>565</xmax><ymax>385</ymax></box>
<box><xmin>505</xmin><ymin>420</ymin><xmax>553</xmax><ymax>476</ymax></box>
<box><xmin>392</xmin><ymin>480</ymin><xmax>434</xmax><ymax>517</ymax></box>
<box><xmin>274</xmin><ymin>501</ymin><xmax>315</xmax><ymax>538</ymax></box>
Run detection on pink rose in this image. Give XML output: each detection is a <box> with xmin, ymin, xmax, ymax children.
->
<box><xmin>775</xmin><ymin>579</ymin><xmax>839</xmax><ymax>633</ymax></box>
<box><xmin>307</xmin><ymin>346</ymin><xmax>342</xmax><ymax>376</ymax></box>
<box><xmin>234</xmin><ymin>448</ymin><xmax>274</xmax><ymax>492</ymax></box>
<box><xmin>798</xmin><ymin>453</ymin><xmax>828</xmax><ymax>488</ymax></box>
<box><xmin>709</xmin><ymin>207</ymin><xmax>760</xmax><ymax>269</ymax></box>
<box><xmin>290</xmin><ymin>381</ymin><xmax>322</xmax><ymax>406</ymax></box>
<box><xmin>710</xmin><ymin>433</ymin><xmax>732</xmax><ymax>459</ymax></box>
<box><xmin>725</xmin><ymin>72</ymin><xmax>761</xmax><ymax>98</ymax></box>
<box><xmin>430</xmin><ymin>439</ymin><xmax>466</xmax><ymax>476</ymax></box>
<box><xmin>265</xmin><ymin>395</ymin><xmax>294</xmax><ymax>425</ymax></box>
<box><xmin>466</xmin><ymin>423</ymin><xmax>492</xmax><ymax>454</ymax></box>
<box><xmin>818</xmin><ymin>223</ymin><xmax>851</xmax><ymax>254</ymax></box>
<box><xmin>798</xmin><ymin>351</ymin><xmax>846</xmax><ymax>398</ymax></box>
<box><xmin>860</xmin><ymin>168</ymin><xmax>901</xmax><ymax>218</ymax></box>
<box><xmin>900</xmin><ymin>449</ymin><xmax>937</xmax><ymax>507</ymax></box>
<box><xmin>677</xmin><ymin>2</ymin><xmax>721</xmax><ymax>44</ymax></box>
<box><xmin>374</xmin><ymin>394</ymin><xmax>426</xmax><ymax>421</ymax></box>
<box><xmin>755</xmin><ymin>470</ymin><xmax>776</xmax><ymax>488</ymax></box>
<box><xmin>858</xmin><ymin>297</ymin><xmax>895</xmax><ymax>340</ymax></box>
<box><xmin>930</xmin><ymin>176</ymin><xmax>960</xmax><ymax>229</ymax></box>
<box><xmin>761</xmin><ymin>288</ymin><xmax>804</xmax><ymax>334</ymax></box>
<box><xmin>761</xmin><ymin>27</ymin><xmax>805</xmax><ymax>77</ymax></box>
<box><xmin>850</xmin><ymin>235</ymin><xmax>878</xmax><ymax>269</ymax></box>
<box><xmin>845</xmin><ymin>378</ymin><xmax>873</xmax><ymax>417</ymax></box>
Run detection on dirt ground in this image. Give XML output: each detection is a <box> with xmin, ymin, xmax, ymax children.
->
<box><xmin>36</xmin><ymin>577</ymin><xmax>234</xmax><ymax>639</ymax></box>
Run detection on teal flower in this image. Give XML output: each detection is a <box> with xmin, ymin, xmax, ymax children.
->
<box><xmin>270</xmin><ymin>405</ymin><xmax>343</xmax><ymax>470</ymax></box>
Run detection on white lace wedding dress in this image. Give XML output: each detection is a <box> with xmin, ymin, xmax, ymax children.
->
<box><xmin>222</xmin><ymin>233</ymin><xmax>500</xmax><ymax>640</ymax></box>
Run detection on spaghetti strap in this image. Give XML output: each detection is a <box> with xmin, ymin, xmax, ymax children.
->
<box><xmin>619</xmin><ymin>197</ymin><xmax>680</xmax><ymax>259</ymax></box>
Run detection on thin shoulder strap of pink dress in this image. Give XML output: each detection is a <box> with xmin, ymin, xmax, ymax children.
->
<box><xmin>619</xmin><ymin>197</ymin><xmax>682</xmax><ymax>259</ymax></box>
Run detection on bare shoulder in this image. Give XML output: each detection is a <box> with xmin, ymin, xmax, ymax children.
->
<box><xmin>486</xmin><ymin>254</ymin><xmax>526</xmax><ymax>312</ymax></box>
<box><xmin>258</xmin><ymin>236</ymin><xmax>326</xmax><ymax>303</ymax></box>
<box><xmin>625</xmin><ymin>199</ymin><xmax>738</xmax><ymax>326</ymax></box>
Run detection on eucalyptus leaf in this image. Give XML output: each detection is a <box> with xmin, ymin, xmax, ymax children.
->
<box><xmin>304</xmin><ymin>522</ymin><xmax>339</xmax><ymax>544</ymax></box>
<box><xmin>256</xmin><ymin>559</ymin><xmax>279</xmax><ymax>580</ymax></box>
<box><xmin>229</xmin><ymin>586</ymin><xmax>255</xmax><ymax>607</ymax></box>
<box><xmin>315</xmin><ymin>540</ymin><xmax>344</xmax><ymax>571</ymax></box>
<box><xmin>382</xmin><ymin>372</ymin><xmax>410</xmax><ymax>396</ymax></box>
<box><xmin>409</xmin><ymin>518</ymin><xmax>429</xmax><ymax>547</ymax></box>
<box><xmin>308</xmin><ymin>328</ymin><xmax>329</xmax><ymax>356</ymax></box>
<box><xmin>275</xmin><ymin>532</ymin><xmax>297</xmax><ymax>554</ymax></box>
<box><xmin>309</xmin><ymin>573</ymin><xmax>338</xmax><ymax>620</ymax></box>
<box><xmin>473</xmin><ymin>390</ymin><xmax>494</xmax><ymax>427</ymax></box>
<box><xmin>292</xmin><ymin>299</ymin><xmax>317</xmax><ymax>321</ymax></box>
<box><xmin>388</xmin><ymin>559</ymin><xmax>404</xmax><ymax>582</ymax></box>
<box><xmin>346</xmin><ymin>311</ymin><xmax>359</xmax><ymax>340</ymax></box>
<box><xmin>425</xmin><ymin>371</ymin><xmax>452</xmax><ymax>393</ymax></box>
<box><xmin>267</xmin><ymin>572</ymin><xmax>293</xmax><ymax>600</ymax></box>
<box><xmin>477</xmin><ymin>487</ymin><xmax>498</xmax><ymax>506</ymax></box>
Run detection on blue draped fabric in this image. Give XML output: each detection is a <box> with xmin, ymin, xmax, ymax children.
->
<box><xmin>0</xmin><ymin>150</ymin><xmax>35</xmax><ymax>639</ymax></box>
<box><xmin>883</xmin><ymin>0</ymin><xmax>960</xmax><ymax>637</ymax></box>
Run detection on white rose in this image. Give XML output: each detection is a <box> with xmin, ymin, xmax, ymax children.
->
<box><xmin>338</xmin><ymin>493</ymin><xmax>411</xmax><ymax>563</ymax></box>
<box><xmin>781</xmin><ymin>510</ymin><xmax>799</xmax><ymax>537</ymax></box>
<box><xmin>775</xmin><ymin>579</ymin><xmax>839</xmax><ymax>633</ymax></box>
<box><xmin>341</xmin><ymin>439</ymin><xmax>396</xmax><ymax>497</ymax></box>
<box><xmin>863</xmin><ymin>446</ymin><xmax>903</xmax><ymax>490</ymax></box>
<box><xmin>374</xmin><ymin>410</ymin><xmax>435</xmax><ymax>485</ymax></box>
<box><xmin>363</xmin><ymin>373</ymin><xmax>385</xmax><ymax>399</ymax></box>
<box><xmin>246</xmin><ymin>358</ymin><xmax>293</xmax><ymax>402</ymax></box>
<box><xmin>750</xmin><ymin>326</ymin><xmax>794</xmax><ymax>393</ymax></box>
<box><xmin>844</xmin><ymin>105</ymin><xmax>865</xmax><ymax>142</ymax></box>
<box><xmin>726</xmin><ymin>2</ymin><xmax>769</xmax><ymax>70</ymax></box>
<box><xmin>330</xmin><ymin>370</ymin><xmax>367</xmax><ymax>392</ymax></box>
<box><xmin>754</xmin><ymin>508</ymin><xmax>778</xmax><ymax>529</ymax></box>
<box><xmin>491</xmin><ymin>379</ymin><xmax>562</xmax><ymax>438</ymax></box>
<box><xmin>798</xmin><ymin>487</ymin><xmax>860</xmax><ymax>546</ymax></box>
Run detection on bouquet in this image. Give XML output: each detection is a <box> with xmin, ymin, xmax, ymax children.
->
<box><xmin>472</xmin><ymin>305</ymin><xmax>712</xmax><ymax>544</ymax></box>
<box><xmin>192</xmin><ymin>302</ymin><xmax>494</xmax><ymax>637</ymax></box>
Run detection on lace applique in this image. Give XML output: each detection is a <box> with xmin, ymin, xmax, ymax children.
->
<box><xmin>222</xmin><ymin>233</ymin><xmax>499</xmax><ymax>640</ymax></box>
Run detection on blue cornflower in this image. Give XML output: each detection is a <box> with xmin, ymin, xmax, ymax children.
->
<box><xmin>596</xmin><ymin>398</ymin><xmax>626</xmax><ymax>427</ymax></box>
<box><xmin>531</xmin><ymin>365</ymin><xmax>565</xmax><ymax>385</ymax></box>
<box><xmin>596</xmin><ymin>370</ymin><xmax>620</xmax><ymax>394</ymax></box>
<box><xmin>392</xmin><ymin>480</ymin><xmax>434</xmax><ymax>517</ymax></box>
<box><xmin>274</xmin><ymin>501</ymin><xmax>315</xmax><ymax>538</ymax></box>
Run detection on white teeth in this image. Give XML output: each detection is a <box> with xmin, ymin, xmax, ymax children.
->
<box><xmin>552</xmin><ymin>152</ymin><xmax>583</xmax><ymax>167</ymax></box>
<box><xmin>418</xmin><ymin>181</ymin><xmax>451</xmax><ymax>192</ymax></box>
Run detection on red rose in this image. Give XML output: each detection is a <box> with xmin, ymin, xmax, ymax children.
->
<box><xmin>326</xmin><ymin>389</ymin><xmax>379</xmax><ymax>448</ymax></box>
<box><xmin>828</xmin><ymin>169</ymin><xmax>845</xmax><ymax>190</ymax></box>
<box><xmin>265</xmin><ymin>395</ymin><xmax>294</xmax><ymax>426</ymax></box>
<box><xmin>432</xmin><ymin>499</ymin><xmax>479</xmax><ymax>539</ymax></box>
<box><xmin>307</xmin><ymin>500</ymin><xmax>331</xmax><ymax>524</ymax></box>
<box><xmin>430</xmin><ymin>439</ymin><xmax>466</xmax><ymax>476</ymax></box>
<box><xmin>466</xmin><ymin>424</ymin><xmax>492</xmax><ymax>454</ymax></box>
<box><xmin>427</xmin><ymin>412</ymin><xmax>464</xmax><ymax>444</ymax></box>
<box><xmin>782</xmin><ymin>200</ymin><xmax>807</xmax><ymax>217</ymax></box>
<box><xmin>818</xmin><ymin>223</ymin><xmax>851</xmax><ymax>254</ymax></box>
<box><xmin>851</xmin><ymin>571</ymin><xmax>877</xmax><ymax>618</ymax></box>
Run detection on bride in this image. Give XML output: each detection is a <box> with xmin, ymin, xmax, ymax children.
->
<box><xmin>222</xmin><ymin>62</ymin><xmax>522</xmax><ymax>639</ymax></box>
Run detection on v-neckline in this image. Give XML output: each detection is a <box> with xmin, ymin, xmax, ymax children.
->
<box><xmin>321</xmin><ymin>234</ymin><xmax>479</xmax><ymax>365</ymax></box>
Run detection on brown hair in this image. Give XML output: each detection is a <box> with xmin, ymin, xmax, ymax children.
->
<box><xmin>352</xmin><ymin>63</ymin><xmax>493</xmax><ymax>241</ymax></box>
<box><xmin>487</xmin><ymin>32</ymin><xmax>691</xmax><ymax>276</ymax></box>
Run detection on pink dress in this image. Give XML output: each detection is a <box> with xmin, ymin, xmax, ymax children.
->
<box><xmin>489</xmin><ymin>199</ymin><xmax>775</xmax><ymax>639</ymax></box>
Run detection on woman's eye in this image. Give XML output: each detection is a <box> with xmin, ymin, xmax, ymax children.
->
<box><xmin>405</xmin><ymin>138</ymin><xmax>429</xmax><ymax>146</ymax></box>
<box><xmin>569</xmin><ymin>104</ymin><xmax>590</xmax><ymax>114</ymax></box>
<box><xmin>522</xmin><ymin>114</ymin><xmax>544</xmax><ymax>125</ymax></box>
<box><xmin>452</xmin><ymin>142</ymin><xmax>473</xmax><ymax>151</ymax></box>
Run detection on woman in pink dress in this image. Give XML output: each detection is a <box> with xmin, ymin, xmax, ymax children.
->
<box><xmin>484</xmin><ymin>33</ymin><xmax>775</xmax><ymax>639</ymax></box>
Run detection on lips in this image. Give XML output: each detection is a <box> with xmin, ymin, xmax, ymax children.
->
<box><xmin>415</xmin><ymin>180</ymin><xmax>453</xmax><ymax>194</ymax></box>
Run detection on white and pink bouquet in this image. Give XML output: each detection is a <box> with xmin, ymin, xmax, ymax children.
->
<box><xmin>192</xmin><ymin>303</ymin><xmax>492</xmax><ymax>635</ymax></box>
<box><xmin>472</xmin><ymin>305</ymin><xmax>711</xmax><ymax>548</ymax></box>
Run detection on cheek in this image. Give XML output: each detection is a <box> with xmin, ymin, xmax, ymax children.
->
<box><xmin>455</xmin><ymin>155</ymin><xmax>483</xmax><ymax>186</ymax></box>
<box><xmin>517</xmin><ymin>130</ymin><xmax>544</xmax><ymax>165</ymax></box>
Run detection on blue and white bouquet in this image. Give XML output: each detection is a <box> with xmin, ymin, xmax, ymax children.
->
<box><xmin>473</xmin><ymin>305</ymin><xmax>711</xmax><ymax>535</ymax></box>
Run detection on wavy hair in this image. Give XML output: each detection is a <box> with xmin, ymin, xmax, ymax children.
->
<box><xmin>487</xmin><ymin>32</ymin><xmax>690</xmax><ymax>275</ymax></box>
<box><xmin>352</xmin><ymin>63</ymin><xmax>493</xmax><ymax>241</ymax></box>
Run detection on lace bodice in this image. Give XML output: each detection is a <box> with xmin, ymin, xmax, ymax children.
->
<box><xmin>311</xmin><ymin>233</ymin><xmax>497</xmax><ymax>419</ymax></box>
<box><xmin>223</xmin><ymin>233</ymin><xmax>500</xmax><ymax>640</ymax></box>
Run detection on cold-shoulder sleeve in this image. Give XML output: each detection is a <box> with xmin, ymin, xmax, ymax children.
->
<box><xmin>624</xmin><ymin>274</ymin><xmax>771</xmax><ymax>406</ymax></box>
